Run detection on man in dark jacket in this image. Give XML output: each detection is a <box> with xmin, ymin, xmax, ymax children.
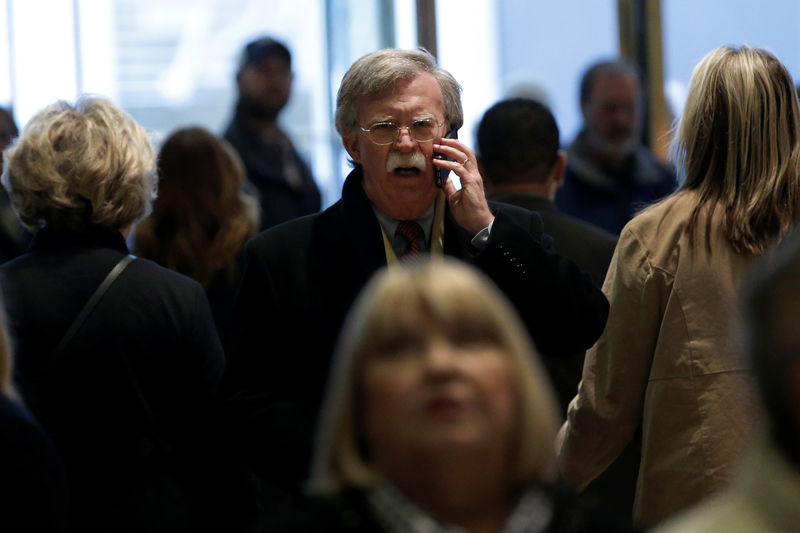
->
<box><xmin>478</xmin><ymin>97</ymin><xmax>617</xmax><ymax>288</ymax></box>
<box><xmin>228</xmin><ymin>48</ymin><xmax>610</xmax><ymax>494</ymax></box>
<box><xmin>224</xmin><ymin>36</ymin><xmax>321</xmax><ymax>230</ymax></box>
<box><xmin>555</xmin><ymin>60</ymin><xmax>676</xmax><ymax>235</ymax></box>
<box><xmin>478</xmin><ymin>96</ymin><xmax>637</xmax><ymax>531</ymax></box>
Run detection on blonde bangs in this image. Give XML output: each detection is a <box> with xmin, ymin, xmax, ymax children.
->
<box><xmin>356</xmin><ymin>264</ymin><xmax>507</xmax><ymax>355</ymax></box>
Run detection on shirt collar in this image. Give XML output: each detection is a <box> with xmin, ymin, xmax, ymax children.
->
<box><xmin>365</xmin><ymin>481</ymin><xmax>553</xmax><ymax>533</ymax></box>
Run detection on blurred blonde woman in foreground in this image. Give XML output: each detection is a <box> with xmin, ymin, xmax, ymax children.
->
<box><xmin>265</xmin><ymin>259</ymin><xmax>631</xmax><ymax>533</ymax></box>
<box><xmin>557</xmin><ymin>45</ymin><xmax>800</xmax><ymax>528</ymax></box>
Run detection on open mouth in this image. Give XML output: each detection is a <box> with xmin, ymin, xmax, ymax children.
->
<box><xmin>387</xmin><ymin>151</ymin><xmax>427</xmax><ymax>174</ymax></box>
<box><xmin>392</xmin><ymin>166</ymin><xmax>422</xmax><ymax>175</ymax></box>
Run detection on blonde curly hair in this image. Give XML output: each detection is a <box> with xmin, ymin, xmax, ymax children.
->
<box><xmin>1</xmin><ymin>96</ymin><xmax>157</xmax><ymax>232</ymax></box>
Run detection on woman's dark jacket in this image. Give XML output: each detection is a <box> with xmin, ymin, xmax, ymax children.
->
<box><xmin>0</xmin><ymin>393</ymin><xmax>69</xmax><ymax>533</ymax></box>
<box><xmin>0</xmin><ymin>225</ymin><xmax>244</xmax><ymax>533</ymax></box>
<box><xmin>261</xmin><ymin>484</ymin><xmax>641</xmax><ymax>533</ymax></box>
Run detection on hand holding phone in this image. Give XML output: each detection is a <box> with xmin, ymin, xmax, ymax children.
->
<box><xmin>434</xmin><ymin>126</ymin><xmax>459</xmax><ymax>187</ymax></box>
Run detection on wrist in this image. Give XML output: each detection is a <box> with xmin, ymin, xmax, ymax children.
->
<box><xmin>472</xmin><ymin>214</ymin><xmax>495</xmax><ymax>236</ymax></box>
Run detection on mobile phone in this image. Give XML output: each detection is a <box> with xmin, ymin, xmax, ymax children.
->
<box><xmin>434</xmin><ymin>125</ymin><xmax>459</xmax><ymax>188</ymax></box>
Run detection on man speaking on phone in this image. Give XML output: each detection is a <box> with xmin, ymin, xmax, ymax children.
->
<box><xmin>226</xmin><ymin>48</ymin><xmax>609</xmax><ymax>493</ymax></box>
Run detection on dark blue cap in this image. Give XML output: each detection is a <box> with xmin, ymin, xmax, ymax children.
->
<box><xmin>239</xmin><ymin>36</ymin><xmax>291</xmax><ymax>70</ymax></box>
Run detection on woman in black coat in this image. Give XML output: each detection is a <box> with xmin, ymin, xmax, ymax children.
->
<box><xmin>0</xmin><ymin>97</ymin><xmax>259</xmax><ymax>533</ymax></box>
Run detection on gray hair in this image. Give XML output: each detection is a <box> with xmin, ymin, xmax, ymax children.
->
<box><xmin>2</xmin><ymin>96</ymin><xmax>157</xmax><ymax>233</ymax></box>
<box><xmin>334</xmin><ymin>48</ymin><xmax>463</xmax><ymax>140</ymax></box>
<box><xmin>308</xmin><ymin>259</ymin><xmax>560</xmax><ymax>495</ymax></box>
<box><xmin>579</xmin><ymin>58</ymin><xmax>641</xmax><ymax>105</ymax></box>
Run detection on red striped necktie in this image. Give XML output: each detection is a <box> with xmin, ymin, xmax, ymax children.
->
<box><xmin>396</xmin><ymin>220</ymin><xmax>423</xmax><ymax>259</ymax></box>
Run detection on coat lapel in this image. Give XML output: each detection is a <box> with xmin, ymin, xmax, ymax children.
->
<box><xmin>309</xmin><ymin>168</ymin><xmax>387</xmax><ymax>326</ymax></box>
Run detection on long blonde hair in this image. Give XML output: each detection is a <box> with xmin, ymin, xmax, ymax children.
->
<box><xmin>672</xmin><ymin>45</ymin><xmax>800</xmax><ymax>254</ymax></box>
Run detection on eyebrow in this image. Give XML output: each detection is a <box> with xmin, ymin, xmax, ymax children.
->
<box><xmin>368</xmin><ymin>114</ymin><xmax>395</xmax><ymax>124</ymax></box>
<box><xmin>366</xmin><ymin>113</ymin><xmax>439</xmax><ymax>124</ymax></box>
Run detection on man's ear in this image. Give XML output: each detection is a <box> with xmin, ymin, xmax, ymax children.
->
<box><xmin>550</xmin><ymin>150</ymin><xmax>567</xmax><ymax>188</ymax></box>
<box><xmin>343</xmin><ymin>133</ymin><xmax>362</xmax><ymax>164</ymax></box>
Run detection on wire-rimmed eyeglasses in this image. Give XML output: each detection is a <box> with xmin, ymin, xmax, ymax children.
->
<box><xmin>359</xmin><ymin>118</ymin><xmax>444</xmax><ymax>145</ymax></box>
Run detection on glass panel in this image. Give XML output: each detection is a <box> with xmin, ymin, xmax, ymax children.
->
<box><xmin>0</xmin><ymin>0</ymin><xmax>12</xmax><ymax>106</ymax></box>
<box><xmin>10</xmin><ymin>0</ymin><xmax>78</xmax><ymax>122</ymax></box>
<box><xmin>436</xmin><ymin>0</ymin><xmax>501</xmax><ymax>145</ymax></box>
<box><xmin>108</xmin><ymin>0</ymin><xmax>337</xmax><ymax>201</ymax></box>
<box><xmin>326</xmin><ymin>0</ymin><xmax>397</xmax><ymax>190</ymax></box>
<box><xmin>494</xmin><ymin>0</ymin><xmax>618</xmax><ymax>145</ymax></box>
<box><xmin>663</xmin><ymin>0</ymin><xmax>800</xmax><ymax>118</ymax></box>
<box><xmin>4</xmin><ymin>0</ymin><xmax>404</xmax><ymax>207</ymax></box>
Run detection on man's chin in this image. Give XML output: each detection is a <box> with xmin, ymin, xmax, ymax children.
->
<box><xmin>606</xmin><ymin>140</ymin><xmax>636</xmax><ymax>158</ymax></box>
<box><xmin>364</xmin><ymin>179</ymin><xmax>438</xmax><ymax>220</ymax></box>
<box><xmin>237</xmin><ymin>96</ymin><xmax>281</xmax><ymax>120</ymax></box>
<box><xmin>586</xmin><ymin>132</ymin><xmax>637</xmax><ymax>160</ymax></box>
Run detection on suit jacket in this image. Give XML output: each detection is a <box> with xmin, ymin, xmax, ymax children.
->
<box><xmin>490</xmin><ymin>191</ymin><xmax>637</xmax><ymax>531</ymax></box>
<box><xmin>0</xmin><ymin>225</ymin><xmax>251</xmax><ymax>533</ymax></box>
<box><xmin>224</xmin><ymin>113</ymin><xmax>322</xmax><ymax>231</ymax></box>
<box><xmin>488</xmin><ymin>191</ymin><xmax>616</xmax><ymax>408</ymax></box>
<box><xmin>490</xmin><ymin>192</ymin><xmax>617</xmax><ymax>287</ymax></box>
<box><xmin>228</xmin><ymin>167</ymin><xmax>609</xmax><ymax>491</ymax></box>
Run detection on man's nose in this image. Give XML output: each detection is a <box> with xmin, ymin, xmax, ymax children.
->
<box><xmin>612</xmin><ymin>106</ymin><xmax>635</xmax><ymax>126</ymax></box>
<box><xmin>393</xmin><ymin>126</ymin><xmax>417</xmax><ymax>151</ymax></box>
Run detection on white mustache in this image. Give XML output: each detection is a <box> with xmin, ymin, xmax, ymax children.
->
<box><xmin>386</xmin><ymin>151</ymin><xmax>427</xmax><ymax>172</ymax></box>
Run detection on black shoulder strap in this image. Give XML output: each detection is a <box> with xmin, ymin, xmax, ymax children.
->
<box><xmin>51</xmin><ymin>254</ymin><xmax>136</xmax><ymax>361</ymax></box>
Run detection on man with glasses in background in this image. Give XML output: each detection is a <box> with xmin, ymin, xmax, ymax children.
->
<box><xmin>226</xmin><ymin>48</ymin><xmax>609</xmax><ymax>496</ymax></box>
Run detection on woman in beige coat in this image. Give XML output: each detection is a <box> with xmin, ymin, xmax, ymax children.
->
<box><xmin>557</xmin><ymin>45</ymin><xmax>800</xmax><ymax>528</ymax></box>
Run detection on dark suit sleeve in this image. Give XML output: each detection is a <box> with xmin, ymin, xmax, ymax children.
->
<box><xmin>226</xmin><ymin>236</ymin><xmax>290</xmax><ymax>392</ymax></box>
<box><xmin>473</xmin><ymin>209</ymin><xmax>609</xmax><ymax>356</ymax></box>
<box><xmin>223</xmin><ymin>237</ymin><xmax>315</xmax><ymax>495</ymax></box>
